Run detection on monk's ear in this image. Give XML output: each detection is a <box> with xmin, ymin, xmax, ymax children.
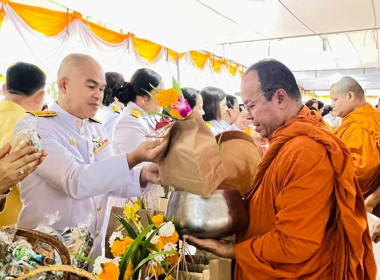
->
<box><xmin>274</xmin><ymin>88</ymin><xmax>288</xmax><ymax>108</ymax></box>
<box><xmin>58</xmin><ymin>77</ymin><xmax>68</xmax><ymax>95</ymax></box>
<box><xmin>347</xmin><ymin>91</ymin><xmax>355</xmax><ymax>101</ymax></box>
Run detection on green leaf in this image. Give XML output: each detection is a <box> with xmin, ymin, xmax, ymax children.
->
<box><xmin>172</xmin><ymin>77</ymin><xmax>183</xmax><ymax>97</ymax></box>
<box><xmin>115</xmin><ymin>213</ymin><xmax>137</xmax><ymax>239</ymax></box>
<box><xmin>140</xmin><ymin>226</ymin><xmax>161</xmax><ymax>258</ymax></box>
<box><xmin>119</xmin><ymin>224</ymin><xmax>155</xmax><ymax>280</ymax></box>
<box><xmin>131</xmin><ymin>250</ymin><xmax>177</xmax><ymax>277</ymax></box>
<box><xmin>74</xmin><ymin>254</ymin><xmax>95</xmax><ymax>264</ymax></box>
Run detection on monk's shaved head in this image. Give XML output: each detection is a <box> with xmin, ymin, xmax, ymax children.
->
<box><xmin>57</xmin><ymin>53</ymin><xmax>102</xmax><ymax>80</ymax></box>
<box><xmin>330</xmin><ymin>76</ymin><xmax>365</xmax><ymax>100</ymax></box>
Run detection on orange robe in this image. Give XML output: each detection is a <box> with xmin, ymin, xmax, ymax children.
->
<box><xmin>233</xmin><ymin>106</ymin><xmax>375</xmax><ymax>280</ymax></box>
<box><xmin>335</xmin><ymin>103</ymin><xmax>380</xmax><ymax>198</ymax></box>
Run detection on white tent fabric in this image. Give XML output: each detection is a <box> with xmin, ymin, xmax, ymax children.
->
<box><xmin>2</xmin><ymin>0</ymin><xmax>380</xmax><ymax>95</ymax></box>
<box><xmin>0</xmin><ymin>2</ymin><xmax>241</xmax><ymax>94</ymax></box>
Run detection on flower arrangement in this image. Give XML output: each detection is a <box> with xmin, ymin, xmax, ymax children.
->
<box><xmin>92</xmin><ymin>201</ymin><xmax>180</xmax><ymax>280</ymax></box>
<box><xmin>147</xmin><ymin>77</ymin><xmax>192</xmax><ymax>120</ymax></box>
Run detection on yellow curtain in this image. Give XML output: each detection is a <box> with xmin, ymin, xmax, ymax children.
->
<box><xmin>86</xmin><ymin>21</ymin><xmax>127</xmax><ymax>44</ymax></box>
<box><xmin>2</xmin><ymin>1</ymin><xmax>240</xmax><ymax>75</ymax></box>
<box><xmin>168</xmin><ymin>49</ymin><xmax>184</xmax><ymax>61</ymax></box>
<box><xmin>9</xmin><ymin>2</ymin><xmax>74</xmax><ymax>36</ymax></box>
<box><xmin>190</xmin><ymin>51</ymin><xmax>207</xmax><ymax>69</ymax></box>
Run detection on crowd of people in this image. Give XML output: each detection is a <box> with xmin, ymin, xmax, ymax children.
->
<box><xmin>0</xmin><ymin>54</ymin><xmax>380</xmax><ymax>279</ymax></box>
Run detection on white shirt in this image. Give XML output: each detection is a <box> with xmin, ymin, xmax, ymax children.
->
<box><xmin>97</xmin><ymin>103</ymin><xmax>121</xmax><ymax>140</ymax></box>
<box><xmin>208</xmin><ymin>120</ymin><xmax>230</xmax><ymax>136</ymax></box>
<box><xmin>14</xmin><ymin>103</ymin><xmax>143</xmax><ymax>257</ymax></box>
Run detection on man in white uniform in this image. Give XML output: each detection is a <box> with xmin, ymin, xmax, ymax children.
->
<box><xmin>15</xmin><ymin>54</ymin><xmax>167</xmax><ymax>257</ymax></box>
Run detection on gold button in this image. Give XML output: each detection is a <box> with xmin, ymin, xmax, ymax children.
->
<box><xmin>95</xmin><ymin>231</ymin><xmax>99</xmax><ymax>237</ymax></box>
<box><xmin>75</xmin><ymin>120</ymin><xmax>81</xmax><ymax>127</ymax></box>
<box><xmin>70</xmin><ymin>138</ymin><xmax>77</xmax><ymax>146</ymax></box>
<box><xmin>96</xmin><ymin>205</ymin><xmax>101</xmax><ymax>211</ymax></box>
<box><xmin>89</xmin><ymin>152</ymin><xmax>93</xmax><ymax>157</ymax></box>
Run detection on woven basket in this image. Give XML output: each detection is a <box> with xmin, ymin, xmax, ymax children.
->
<box><xmin>14</xmin><ymin>265</ymin><xmax>96</xmax><ymax>280</ymax></box>
<box><xmin>15</xmin><ymin>228</ymin><xmax>73</xmax><ymax>280</ymax></box>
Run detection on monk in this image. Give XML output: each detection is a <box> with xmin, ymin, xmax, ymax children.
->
<box><xmin>330</xmin><ymin>77</ymin><xmax>380</xmax><ymax>202</ymax></box>
<box><xmin>185</xmin><ymin>59</ymin><xmax>375</xmax><ymax>279</ymax></box>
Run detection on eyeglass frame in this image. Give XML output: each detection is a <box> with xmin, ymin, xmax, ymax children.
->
<box><xmin>241</xmin><ymin>89</ymin><xmax>278</xmax><ymax>114</ymax></box>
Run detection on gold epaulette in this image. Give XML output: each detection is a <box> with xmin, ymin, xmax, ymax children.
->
<box><xmin>89</xmin><ymin>118</ymin><xmax>102</xmax><ymax>124</ymax></box>
<box><xmin>112</xmin><ymin>106</ymin><xmax>120</xmax><ymax>114</ymax></box>
<box><xmin>28</xmin><ymin>110</ymin><xmax>57</xmax><ymax>117</ymax></box>
<box><xmin>131</xmin><ymin>108</ymin><xmax>141</xmax><ymax>119</ymax></box>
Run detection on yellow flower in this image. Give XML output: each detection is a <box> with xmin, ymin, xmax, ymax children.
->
<box><xmin>160</xmin><ymin>231</ymin><xmax>179</xmax><ymax>245</ymax></box>
<box><xmin>151</xmin><ymin>214</ymin><xmax>165</xmax><ymax>227</ymax></box>
<box><xmin>99</xmin><ymin>262</ymin><xmax>119</xmax><ymax>280</ymax></box>
<box><xmin>156</xmin><ymin>88</ymin><xmax>179</xmax><ymax>107</ymax></box>
<box><xmin>148</xmin><ymin>264</ymin><xmax>165</xmax><ymax>276</ymax></box>
<box><xmin>164</xmin><ymin>276</ymin><xmax>174</xmax><ymax>280</ymax></box>
<box><xmin>123</xmin><ymin>202</ymin><xmax>143</xmax><ymax>231</ymax></box>
<box><xmin>166</xmin><ymin>253</ymin><xmax>179</xmax><ymax>266</ymax></box>
<box><xmin>169</xmin><ymin>109</ymin><xmax>183</xmax><ymax>120</ymax></box>
<box><xmin>123</xmin><ymin>263</ymin><xmax>133</xmax><ymax>280</ymax></box>
<box><xmin>111</xmin><ymin>236</ymin><xmax>134</xmax><ymax>257</ymax></box>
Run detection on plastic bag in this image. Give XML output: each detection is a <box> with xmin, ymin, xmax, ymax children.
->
<box><xmin>62</xmin><ymin>214</ymin><xmax>94</xmax><ymax>269</ymax></box>
<box><xmin>13</xmin><ymin>115</ymin><xmax>41</xmax><ymax>152</ymax></box>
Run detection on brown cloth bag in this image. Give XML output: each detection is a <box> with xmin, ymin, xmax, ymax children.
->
<box><xmin>158</xmin><ymin>113</ymin><xmax>262</xmax><ymax>196</ymax></box>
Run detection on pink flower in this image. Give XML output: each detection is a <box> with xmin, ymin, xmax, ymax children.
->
<box><xmin>173</xmin><ymin>95</ymin><xmax>192</xmax><ymax>118</ymax></box>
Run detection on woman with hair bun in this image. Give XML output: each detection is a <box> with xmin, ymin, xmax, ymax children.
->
<box><xmin>97</xmin><ymin>72</ymin><xmax>125</xmax><ymax>139</ymax></box>
<box><xmin>112</xmin><ymin>68</ymin><xmax>163</xmax><ymax>155</ymax></box>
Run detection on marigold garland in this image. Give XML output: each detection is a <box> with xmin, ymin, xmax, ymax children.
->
<box><xmin>156</xmin><ymin>88</ymin><xmax>179</xmax><ymax>107</ymax></box>
<box><xmin>148</xmin><ymin>264</ymin><xmax>165</xmax><ymax>276</ymax></box>
<box><xmin>111</xmin><ymin>236</ymin><xmax>134</xmax><ymax>257</ymax></box>
<box><xmin>98</xmin><ymin>262</ymin><xmax>119</xmax><ymax>280</ymax></box>
<box><xmin>160</xmin><ymin>231</ymin><xmax>179</xmax><ymax>245</ymax></box>
<box><xmin>123</xmin><ymin>263</ymin><xmax>133</xmax><ymax>280</ymax></box>
<box><xmin>151</xmin><ymin>214</ymin><xmax>165</xmax><ymax>227</ymax></box>
<box><xmin>166</xmin><ymin>254</ymin><xmax>179</xmax><ymax>266</ymax></box>
<box><xmin>169</xmin><ymin>109</ymin><xmax>183</xmax><ymax>120</ymax></box>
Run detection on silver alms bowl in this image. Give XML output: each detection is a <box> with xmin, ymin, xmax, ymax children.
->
<box><xmin>165</xmin><ymin>190</ymin><xmax>249</xmax><ymax>238</ymax></box>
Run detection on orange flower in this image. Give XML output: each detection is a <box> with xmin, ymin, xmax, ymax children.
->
<box><xmin>169</xmin><ymin>109</ymin><xmax>183</xmax><ymax>120</ymax></box>
<box><xmin>155</xmin><ymin>238</ymin><xmax>165</xmax><ymax>251</ymax></box>
<box><xmin>151</xmin><ymin>214</ymin><xmax>165</xmax><ymax>227</ymax></box>
<box><xmin>123</xmin><ymin>263</ymin><xmax>133</xmax><ymax>280</ymax></box>
<box><xmin>160</xmin><ymin>231</ymin><xmax>179</xmax><ymax>245</ymax></box>
<box><xmin>156</xmin><ymin>88</ymin><xmax>179</xmax><ymax>107</ymax></box>
<box><xmin>99</xmin><ymin>262</ymin><xmax>119</xmax><ymax>280</ymax></box>
<box><xmin>166</xmin><ymin>253</ymin><xmax>179</xmax><ymax>266</ymax></box>
<box><xmin>148</xmin><ymin>264</ymin><xmax>165</xmax><ymax>276</ymax></box>
<box><xmin>111</xmin><ymin>236</ymin><xmax>134</xmax><ymax>257</ymax></box>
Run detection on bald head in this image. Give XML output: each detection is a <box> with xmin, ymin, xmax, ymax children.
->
<box><xmin>58</xmin><ymin>53</ymin><xmax>103</xmax><ymax>80</ymax></box>
<box><xmin>57</xmin><ymin>54</ymin><xmax>106</xmax><ymax>119</ymax></box>
<box><xmin>330</xmin><ymin>76</ymin><xmax>365</xmax><ymax>100</ymax></box>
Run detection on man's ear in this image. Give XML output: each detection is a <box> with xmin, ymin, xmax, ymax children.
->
<box><xmin>347</xmin><ymin>91</ymin><xmax>355</xmax><ymax>101</ymax></box>
<box><xmin>2</xmin><ymin>84</ymin><xmax>7</xmax><ymax>93</ymax></box>
<box><xmin>57</xmin><ymin>77</ymin><xmax>68</xmax><ymax>94</ymax></box>
<box><xmin>274</xmin><ymin>89</ymin><xmax>289</xmax><ymax>108</ymax></box>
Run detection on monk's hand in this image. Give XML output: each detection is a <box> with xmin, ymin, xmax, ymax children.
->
<box><xmin>365</xmin><ymin>188</ymin><xmax>380</xmax><ymax>213</ymax></box>
<box><xmin>371</xmin><ymin>219</ymin><xmax>380</xmax><ymax>243</ymax></box>
<box><xmin>183</xmin><ymin>235</ymin><xmax>235</xmax><ymax>259</ymax></box>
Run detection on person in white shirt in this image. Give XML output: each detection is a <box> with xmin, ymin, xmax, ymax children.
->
<box><xmin>201</xmin><ymin>86</ymin><xmax>229</xmax><ymax>136</ymax></box>
<box><xmin>225</xmin><ymin>94</ymin><xmax>241</xmax><ymax>130</ymax></box>
<box><xmin>97</xmin><ymin>72</ymin><xmax>125</xmax><ymax>140</ymax></box>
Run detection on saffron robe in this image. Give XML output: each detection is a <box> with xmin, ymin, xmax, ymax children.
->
<box><xmin>233</xmin><ymin>106</ymin><xmax>376</xmax><ymax>280</ymax></box>
<box><xmin>336</xmin><ymin>103</ymin><xmax>380</xmax><ymax>198</ymax></box>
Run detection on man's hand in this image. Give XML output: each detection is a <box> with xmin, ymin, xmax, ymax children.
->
<box><xmin>0</xmin><ymin>144</ymin><xmax>47</xmax><ymax>194</ymax></box>
<box><xmin>184</xmin><ymin>235</ymin><xmax>235</xmax><ymax>259</ymax></box>
<box><xmin>140</xmin><ymin>163</ymin><xmax>160</xmax><ymax>187</ymax></box>
<box><xmin>127</xmin><ymin>138</ymin><xmax>168</xmax><ymax>169</ymax></box>
<box><xmin>365</xmin><ymin>187</ymin><xmax>380</xmax><ymax>213</ymax></box>
<box><xmin>371</xmin><ymin>219</ymin><xmax>380</xmax><ymax>243</ymax></box>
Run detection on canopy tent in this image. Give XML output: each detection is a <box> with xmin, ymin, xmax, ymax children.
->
<box><xmin>0</xmin><ymin>0</ymin><xmax>379</xmax><ymax>102</ymax></box>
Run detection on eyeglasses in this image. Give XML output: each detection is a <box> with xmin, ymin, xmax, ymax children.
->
<box><xmin>241</xmin><ymin>89</ymin><xmax>277</xmax><ymax>114</ymax></box>
<box><xmin>241</xmin><ymin>92</ymin><xmax>266</xmax><ymax>114</ymax></box>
